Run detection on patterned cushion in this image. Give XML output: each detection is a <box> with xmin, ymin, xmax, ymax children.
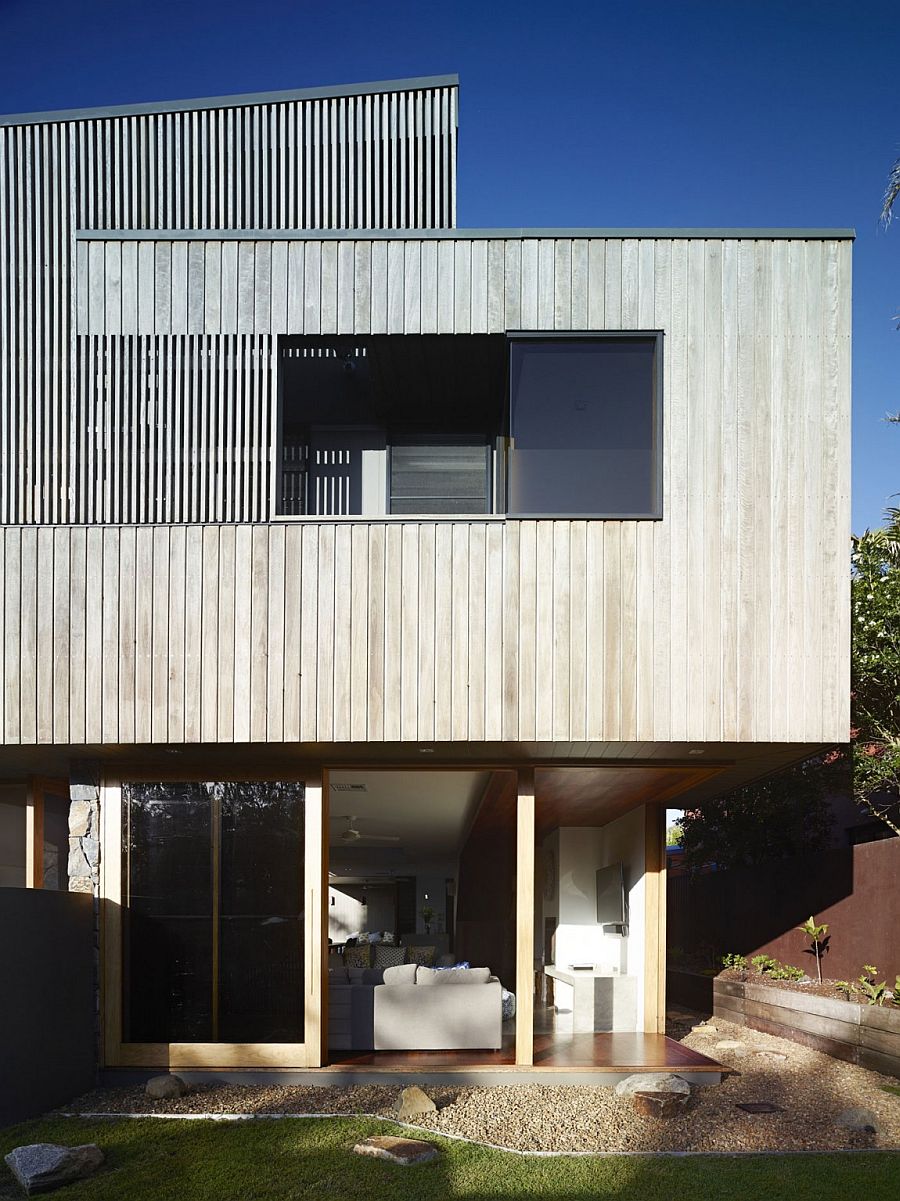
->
<box><xmin>373</xmin><ymin>943</ymin><xmax>406</xmax><ymax>969</ymax></box>
<box><xmin>344</xmin><ymin>944</ymin><xmax>372</xmax><ymax>970</ymax></box>
<box><xmin>404</xmin><ymin>945</ymin><xmax>436</xmax><ymax>967</ymax></box>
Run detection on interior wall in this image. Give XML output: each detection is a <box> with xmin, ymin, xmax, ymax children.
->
<box><xmin>542</xmin><ymin>805</ymin><xmax>647</xmax><ymax>1030</ymax></box>
<box><xmin>0</xmin><ymin>786</ymin><xmax>26</xmax><ymax>887</ymax></box>
<box><xmin>455</xmin><ymin>772</ymin><xmax>517</xmax><ymax>988</ymax></box>
<box><xmin>328</xmin><ymin>883</ymin><xmax>395</xmax><ymax>941</ymax></box>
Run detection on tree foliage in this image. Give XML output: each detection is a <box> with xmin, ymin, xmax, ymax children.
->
<box><xmin>850</xmin><ymin>511</ymin><xmax>900</xmax><ymax>836</ymax></box>
<box><xmin>678</xmin><ymin>758</ymin><xmax>835</xmax><ymax>875</ymax></box>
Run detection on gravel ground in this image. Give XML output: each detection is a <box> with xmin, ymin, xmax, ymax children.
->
<box><xmin>63</xmin><ymin>1014</ymin><xmax>900</xmax><ymax>1154</ymax></box>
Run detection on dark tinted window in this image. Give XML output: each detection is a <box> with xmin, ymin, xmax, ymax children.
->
<box><xmin>508</xmin><ymin>337</ymin><xmax>659</xmax><ymax>517</ymax></box>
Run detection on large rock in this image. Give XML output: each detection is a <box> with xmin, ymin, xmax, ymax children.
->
<box><xmin>632</xmin><ymin>1090</ymin><xmax>690</xmax><ymax>1119</ymax></box>
<box><xmin>353</xmin><ymin>1135</ymin><xmax>439</xmax><ymax>1165</ymax></box>
<box><xmin>836</xmin><ymin>1107</ymin><xmax>878</xmax><ymax>1133</ymax></box>
<box><xmin>393</xmin><ymin>1085</ymin><xmax>437</xmax><ymax>1121</ymax></box>
<box><xmin>614</xmin><ymin>1073</ymin><xmax>691</xmax><ymax>1099</ymax></box>
<box><xmin>4</xmin><ymin>1143</ymin><xmax>104</xmax><ymax>1194</ymax></box>
<box><xmin>145</xmin><ymin>1074</ymin><xmax>187</xmax><ymax>1100</ymax></box>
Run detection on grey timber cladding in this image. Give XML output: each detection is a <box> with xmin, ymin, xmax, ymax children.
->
<box><xmin>0</xmin><ymin>81</ymin><xmax>457</xmax><ymax>523</ymax></box>
<box><xmin>0</xmin><ymin>234</ymin><xmax>852</xmax><ymax>747</ymax></box>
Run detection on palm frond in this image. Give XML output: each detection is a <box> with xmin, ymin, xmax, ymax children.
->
<box><xmin>882</xmin><ymin>156</ymin><xmax>900</xmax><ymax>225</ymax></box>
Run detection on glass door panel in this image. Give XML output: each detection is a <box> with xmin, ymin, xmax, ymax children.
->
<box><xmin>122</xmin><ymin>781</ymin><xmax>305</xmax><ymax>1046</ymax></box>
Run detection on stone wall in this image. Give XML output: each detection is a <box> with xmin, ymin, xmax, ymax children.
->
<box><xmin>67</xmin><ymin>762</ymin><xmax>101</xmax><ymax>1077</ymax></box>
<box><xmin>68</xmin><ymin>765</ymin><xmax>100</xmax><ymax>895</ymax></box>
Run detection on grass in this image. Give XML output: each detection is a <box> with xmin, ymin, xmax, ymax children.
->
<box><xmin>0</xmin><ymin>1116</ymin><xmax>898</xmax><ymax>1200</ymax></box>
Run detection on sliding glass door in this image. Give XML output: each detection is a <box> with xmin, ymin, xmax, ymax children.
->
<box><xmin>111</xmin><ymin>780</ymin><xmax>314</xmax><ymax>1064</ymax></box>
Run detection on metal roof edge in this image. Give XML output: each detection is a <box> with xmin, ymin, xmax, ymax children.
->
<box><xmin>75</xmin><ymin>226</ymin><xmax>857</xmax><ymax>242</ymax></box>
<box><xmin>0</xmin><ymin>74</ymin><xmax>460</xmax><ymax>127</ymax></box>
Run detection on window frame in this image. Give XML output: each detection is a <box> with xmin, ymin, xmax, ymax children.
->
<box><xmin>505</xmin><ymin>330</ymin><xmax>664</xmax><ymax>521</ymax></box>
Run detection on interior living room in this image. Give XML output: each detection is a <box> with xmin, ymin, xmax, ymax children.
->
<box><xmin>324</xmin><ymin>767</ymin><xmax>720</xmax><ymax>1075</ymax></box>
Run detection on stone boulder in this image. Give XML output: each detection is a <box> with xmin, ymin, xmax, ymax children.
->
<box><xmin>836</xmin><ymin>1107</ymin><xmax>878</xmax><ymax>1133</ymax></box>
<box><xmin>393</xmin><ymin>1085</ymin><xmax>437</xmax><ymax>1121</ymax></box>
<box><xmin>614</xmin><ymin>1073</ymin><xmax>691</xmax><ymax>1099</ymax></box>
<box><xmin>353</xmin><ymin>1135</ymin><xmax>439</xmax><ymax>1165</ymax></box>
<box><xmin>145</xmin><ymin>1074</ymin><xmax>187</xmax><ymax>1100</ymax></box>
<box><xmin>632</xmin><ymin>1090</ymin><xmax>689</xmax><ymax>1119</ymax></box>
<box><xmin>4</xmin><ymin>1143</ymin><xmax>103</xmax><ymax>1195</ymax></box>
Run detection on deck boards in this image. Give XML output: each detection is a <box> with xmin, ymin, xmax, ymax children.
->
<box><xmin>326</xmin><ymin>1032</ymin><xmax>721</xmax><ymax>1073</ymax></box>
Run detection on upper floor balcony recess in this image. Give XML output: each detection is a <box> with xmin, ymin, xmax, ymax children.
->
<box><xmin>277</xmin><ymin>332</ymin><xmax>660</xmax><ymax>521</ymax></box>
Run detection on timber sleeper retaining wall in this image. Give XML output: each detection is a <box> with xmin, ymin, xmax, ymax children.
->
<box><xmin>712</xmin><ymin>977</ymin><xmax>900</xmax><ymax>1079</ymax></box>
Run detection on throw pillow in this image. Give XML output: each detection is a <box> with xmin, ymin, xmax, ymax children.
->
<box><xmin>382</xmin><ymin>931</ymin><xmax>396</xmax><ymax>945</ymax></box>
<box><xmin>344</xmin><ymin>944</ymin><xmax>372</xmax><ymax>970</ymax></box>
<box><xmin>383</xmin><ymin>962</ymin><xmax>417</xmax><ymax>986</ymax></box>
<box><xmin>361</xmin><ymin>967</ymin><xmax>385</xmax><ymax>985</ymax></box>
<box><xmin>404</xmin><ymin>945</ymin><xmax>436</xmax><ymax>967</ymax></box>
<box><xmin>416</xmin><ymin>965</ymin><xmax>491</xmax><ymax>986</ymax></box>
<box><xmin>373</xmin><ymin>943</ymin><xmax>405</xmax><ymax>969</ymax></box>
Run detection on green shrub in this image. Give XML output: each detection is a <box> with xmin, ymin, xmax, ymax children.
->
<box><xmin>751</xmin><ymin>954</ymin><xmax>778</xmax><ymax>975</ymax></box>
<box><xmin>720</xmin><ymin>953</ymin><xmax>747</xmax><ymax>971</ymax></box>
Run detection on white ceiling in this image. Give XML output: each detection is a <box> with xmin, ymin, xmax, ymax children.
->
<box><xmin>328</xmin><ymin>769</ymin><xmax>489</xmax><ymax>876</ymax></box>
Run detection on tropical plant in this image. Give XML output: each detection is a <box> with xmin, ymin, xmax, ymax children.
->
<box><xmin>797</xmin><ymin>916</ymin><xmax>829</xmax><ymax>985</ymax></box>
<box><xmin>679</xmin><ymin>758</ymin><xmax>834</xmax><ymax>874</ymax></box>
<box><xmin>838</xmin><ymin>965</ymin><xmax>889</xmax><ymax>1006</ymax></box>
<box><xmin>856</xmin><ymin>965</ymin><xmax>888</xmax><ymax>1007</ymax></box>
<box><xmin>850</xmin><ymin>512</ymin><xmax>900</xmax><ymax>837</ymax></box>
<box><xmin>883</xmin><ymin>153</ymin><xmax>900</xmax><ymax>227</ymax></box>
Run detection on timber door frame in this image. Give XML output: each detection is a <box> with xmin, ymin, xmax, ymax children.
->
<box><xmin>99</xmin><ymin>771</ymin><xmax>327</xmax><ymax>1069</ymax></box>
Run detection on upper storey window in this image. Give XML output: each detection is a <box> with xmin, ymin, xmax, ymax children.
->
<box><xmin>276</xmin><ymin>332</ymin><xmax>661</xmax><ymax>519</ymax></box>
<box><xmin>508</xmin><ymin>335</ymin><xmax>661</xmax><ymax>518</ymax></box>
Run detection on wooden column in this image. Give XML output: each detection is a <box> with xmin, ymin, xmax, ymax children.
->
<box><xmin>515</xmin><ymin>768</ymin><xmax>535</xmax><ymax>1066</ymax></box>
<box><xmin>304</xmin><ymin>769</ymin><xmax>328</xmax><ymax>1068</ymax></box>
<box><xmin>643</xmin><ymin>803</ymin><xmax>667</xmax><ymax>1033</ymax></box>
<box><xmin>25</xmin><ymin>782</ymin><xmax>43</xmax><ymax>889</ymax></box>
<box><xmin>100</xmin><ymin>780</ymin><xmax>123</xmax><ymax>1066</ymax></box>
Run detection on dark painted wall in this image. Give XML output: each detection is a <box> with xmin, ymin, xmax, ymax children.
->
<box><xmin>668</xmin><ymin>837</ymin><xmax>900</xmax><ymax>981</ymax></box>
<box><xmin>0</xmin><ymin>888</ymin><xmax>96</xmax><ymax>1127</ymax></box>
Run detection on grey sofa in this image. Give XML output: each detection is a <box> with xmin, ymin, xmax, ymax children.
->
<box><xmin>328</xmin><ymin>963</ymin><xmax>503</xmax><ymax>1051</ymax></box>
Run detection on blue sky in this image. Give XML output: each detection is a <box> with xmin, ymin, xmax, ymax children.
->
<box><xmin>0</xmin><ymin>0</ymin><xmax>896</xmax><ymax>531</ymax></box>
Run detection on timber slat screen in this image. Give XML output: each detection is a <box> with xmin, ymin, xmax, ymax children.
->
<box><xmin>0</xmin><ymin>80</ymin><xmax>458</xmax><ymax>524</ymax></box>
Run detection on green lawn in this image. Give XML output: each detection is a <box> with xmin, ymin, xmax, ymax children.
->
<box><xmin>0</xmin><ymin>1117</ymin><xmax>898</xmax><ymax>1200</ymax></box>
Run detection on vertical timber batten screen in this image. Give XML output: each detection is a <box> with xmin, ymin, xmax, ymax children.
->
<box><xmin>0</xmin><ymin>83</ymin><xmax>457</xmax><ymax>524</ymax></box>
<box><xmin>75</xmin><ymin>335</ymin><xmax>274</xmax><ymax>524</ymax></box>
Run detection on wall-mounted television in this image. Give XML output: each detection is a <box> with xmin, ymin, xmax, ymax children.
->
<box><xmin>596</xmin><ymin>862</ymin><xmax>626</xmax><ymax>926</ymax></box>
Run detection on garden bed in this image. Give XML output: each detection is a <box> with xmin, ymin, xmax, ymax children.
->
<box><xmin>713</xmin><ymin>977</ymin><xmax>900</xmax><ymax>1080</ymax></box>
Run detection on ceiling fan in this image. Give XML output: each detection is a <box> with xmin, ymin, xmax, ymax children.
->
<box><xmin>338</xmin><ymin>816</ymin><xmax>400</xmax><ymax>844</ymax></box>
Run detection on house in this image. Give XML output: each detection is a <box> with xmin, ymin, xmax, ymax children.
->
<box><xmin>0</xmin><ymin>74</ymin><xmax>851</xmax><ymax>1085</ymax></box>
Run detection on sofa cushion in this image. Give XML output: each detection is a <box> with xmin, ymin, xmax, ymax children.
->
<box><xmin>416</xmin><ymin>965</ymin><xmax>491</xmax><ymax>986</ymax></box>
<box><xmin>328</xmin><ymin>967</ymin><xmax>350</xmax><ymax>984</ymax></box>
<box><xmin>362</xmin><ymin>967</ymin><xmax>385</xmax><ymax>985</ymax></box>
<box><xmin>404</xmin><ymin>945</ymin><xmax>436</xmax><ymax>967</ymax></box>
<box><xmin>344</xmin><ymin>944</ymin><xmax>372</xmax><ymax>970</ymax></box>
<box><xmin>382</xmin><ymin>962</ymin><xmax>417</xmax><ymax>986</ymax></box>
<box><xmin>373</xmin><ymin>944</ymin><xmax>406</xmax><ymax>969</ymax></box>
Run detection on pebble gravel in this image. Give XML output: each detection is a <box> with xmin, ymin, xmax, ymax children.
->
<box><xmin>63</xmin><ymin>1014</ymin><xmax>900</xmax><ymax>1153</ymax></box>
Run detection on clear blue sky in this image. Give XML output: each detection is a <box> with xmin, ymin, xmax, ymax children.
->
<box><xmin>1</xmin><ymin>0</ymin><xmax>896</xmax><ymax>531</ymax></box>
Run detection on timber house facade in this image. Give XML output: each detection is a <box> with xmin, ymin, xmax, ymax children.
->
<box><xmin>0</xmin><ymin>75</ymin><xmax>850</xmax><ymax>1083</ymax></box>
